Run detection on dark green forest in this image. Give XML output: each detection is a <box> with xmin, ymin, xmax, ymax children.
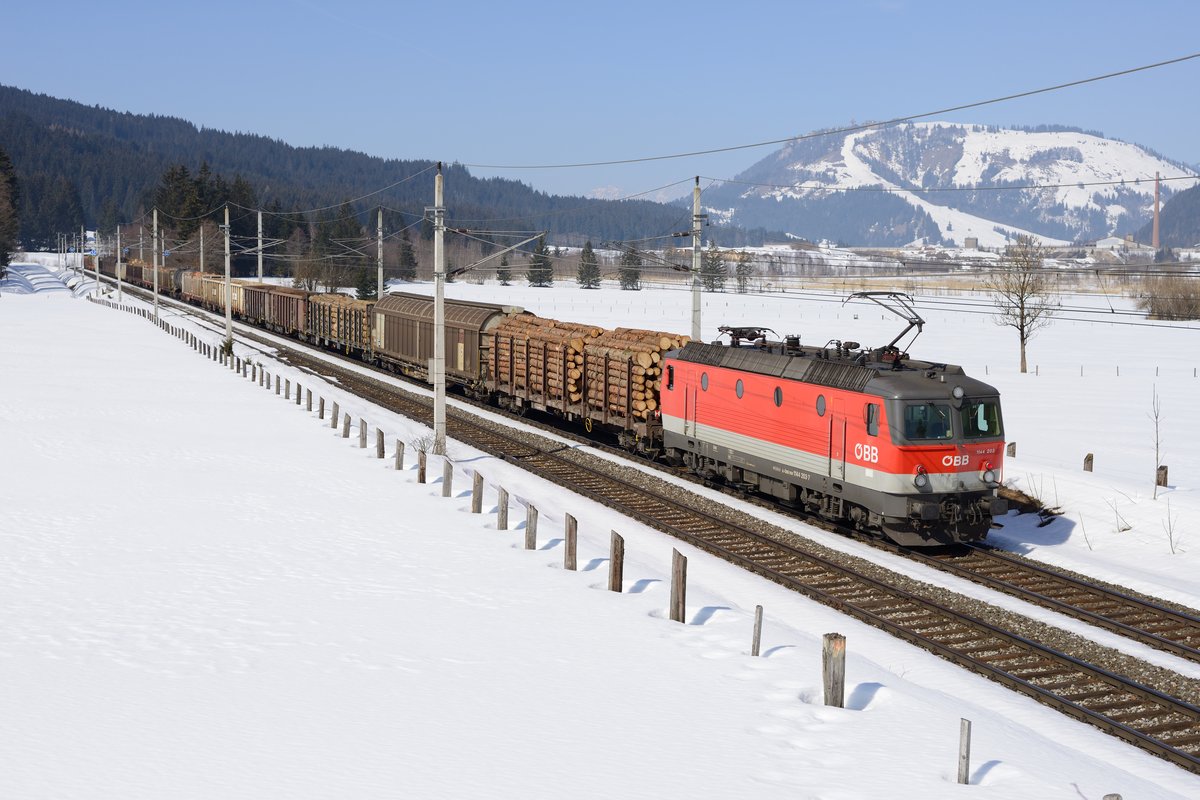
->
<box><xmin>0</xmin><ymin>84</ymin><xmax>773</xmax><ymax>252</ymax></box>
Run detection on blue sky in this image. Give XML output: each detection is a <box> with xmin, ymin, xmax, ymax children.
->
<box><xmin>4</xmin><ymin>0</ymin><xmax>1198</xmax><ymax>201</ymax></box>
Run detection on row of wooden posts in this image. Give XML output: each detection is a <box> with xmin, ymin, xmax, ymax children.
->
<box><xmin>1007</xmin><ymin>441</ymin><xmax>1168</xmax><ymax>487</ymax></box>
<box><xmin>93</xmin><ymin>294</ymin><xmax>994</xmax><ymax>787</ymax></box>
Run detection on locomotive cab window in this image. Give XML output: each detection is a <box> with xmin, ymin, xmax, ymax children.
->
<box><xmin>960</xmin><ymin>399</ymin><xmax>1003</xmax><ymax>438</ymax></box>
<box><xmin>865</xmin><ymin>403</ymin><xmax>880</xmax><ymax>436</ymax></box>
<box><xmin>904</xmin><ymin>402</ymin><xmax>953</xmax><ymax>440</ymax></box>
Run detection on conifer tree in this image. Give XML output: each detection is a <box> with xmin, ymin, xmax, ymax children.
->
<box><xmin>701</xmin><ymin>242</ymin><xmax>726</xmax><ymax>292</ymax></box>
<box><xmin>0</xmin><ymin>145</ymin><xmax>19</xmax><ymax>270</ymax></box>
<box><xmin>354</xmin><ymin>267</ymin><xmax>377</xmax><ymax>300</ymax></box>
<box><xmin>576</xmin><ymin>240</ymin><xmax>600</xmax><ymax>289</ymax></box>
<box><xmin>497</xmin><ymin>253</ymin><xmax>511</xmax><ymax>286</ymax></box>
<box><xmin>618</xmin><ymin>246</ymin><xmax>642</xmax><ymax>290</ymax></box>
<box><xmin>735</xmin><ymin>250</ymin><xmax>753</xmax><ymax>293</ymax></box>
<box><xmin>397</xmin><ymin>229</ymin><xmax>417</xmax><ymax>281</ymax></box>
<box><xmin>526</xmin><ymin>234</ymin><xmax>553</xmax><ymax>287</ymax></box>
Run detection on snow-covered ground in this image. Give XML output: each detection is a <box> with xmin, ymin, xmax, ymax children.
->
<box><xmin>3</xmin><ymin>261</ymin><xmax>1200</xmax><ymax>798</ymax></box>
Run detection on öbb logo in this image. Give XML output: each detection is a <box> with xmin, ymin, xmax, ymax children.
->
<box><xmin>942</xmin><ymin>455</ymin><xmax>970</xmax><ymax>467</ymax></box>
<box><xmin>854</xmin><ymin>443</ymin><xmax>879</xmax><ymax>463</ymax></box>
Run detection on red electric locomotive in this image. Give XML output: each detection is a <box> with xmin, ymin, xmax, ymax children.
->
<box><xmin>659</xmin><ymin>294</ymin><xmax>1007</xmax><ymax>546</ymax></box>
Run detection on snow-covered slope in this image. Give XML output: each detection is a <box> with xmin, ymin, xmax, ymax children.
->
<box><xmin>705</xmin><ymin>122</ymin><xmax>1199</xmax><ymax>247</ymax></box>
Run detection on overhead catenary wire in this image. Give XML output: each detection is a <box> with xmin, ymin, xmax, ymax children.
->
<box><xmin>461</xmin><ymin>52</ymin><xmax>1200</xmax><ymax>170</ymax></box>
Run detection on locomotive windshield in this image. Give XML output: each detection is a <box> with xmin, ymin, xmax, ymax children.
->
<box><xmin>960</xmin><ymin>398</ymin><xmax>1003</xmax><ymax>438</ymax></box>
<box><xmin>903</xmin><ymin>403</ymin><xmax>954</xmax><ymax>440</ymax></box>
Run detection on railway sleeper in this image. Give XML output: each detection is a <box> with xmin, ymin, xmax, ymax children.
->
<box><xmin>1058</xmin><ymin>686</ymin><xmax>1126</xmax><ymax>702</ymax></box>
<box><xmin>1160</xmin><ymin>732</ymin><xmax>1200</xmax><ymax>748</ymax></box>
<box><xmin>1094</xmin><ymin>700</ymin><xmax>1157</xmax><ymax>717</ymax></box>
<box><xmin>1141</xmin><ymin>720</ymin><xmax>1200</xmax><ymax>736</ymax></box>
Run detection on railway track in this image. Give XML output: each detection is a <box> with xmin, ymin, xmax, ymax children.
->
<box><xmin>95</xmin><ymin>285</ymin><xmax>1200</xmax><ymax>772</ymax></box>
<box><xmin>897</xmin><ymin>544</ymin><xmax>1200</xmax><ymax>664</ymax></box>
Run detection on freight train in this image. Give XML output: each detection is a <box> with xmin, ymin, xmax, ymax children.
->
<box><xmin>100</xmin><ymin>261</ymin><xmax>1007</xmax><ymax>546</ymax></box>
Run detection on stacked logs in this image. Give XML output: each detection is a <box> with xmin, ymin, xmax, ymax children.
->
<box><xmin>492</xmin><ymin>315</ymin><xmax>603</xmax><ymax>401</ymax></box>
<box><xmin>491</xmin><ymin>315</ymin><xmax>689</xmax><ymax>421</ymax></box>
<box><xmin>583</xmin><ymin>328</ymin><xmax>689</xmax><ymax>419</ymax></box>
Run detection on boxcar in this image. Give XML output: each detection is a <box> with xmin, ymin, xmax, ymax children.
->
<box><xmin>266</xmin><ymin>287</ymin><xmax>309</xmax><ymax>335</ymax></box>
<box><xmin>371</xmin><ymin>293</ymin><xmax>521</xmax><ymax>387</ymax></box>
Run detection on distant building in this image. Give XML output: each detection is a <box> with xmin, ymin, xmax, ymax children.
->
<box><xmin>964</xmin><ymin>237</ymin><xmax>979</xmax><ymax>250</ymax></box>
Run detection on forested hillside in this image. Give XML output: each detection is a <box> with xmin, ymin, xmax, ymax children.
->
<box><xmin>0</xmin><ymin>85</ymin><xmax>767</xmax><ymax>249</ymax></box>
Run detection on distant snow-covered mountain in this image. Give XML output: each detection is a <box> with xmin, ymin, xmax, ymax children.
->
<box><xmin>703</xmin><ymin>123</ymin><xmax>1199</xmax><ymax>248</ymax></box>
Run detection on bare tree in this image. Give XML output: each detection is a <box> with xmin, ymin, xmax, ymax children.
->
<box><xmin>984</xmin><ymin>235</ymin><xmax>1057</xmax><ymax>373</ymax></box>
<box><xmin>1151</xmin><ymin>385</ymin><xmax>1164</xmax><ymax>500</ymax></box>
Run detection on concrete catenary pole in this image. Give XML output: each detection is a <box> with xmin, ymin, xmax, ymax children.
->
<box><xmin>224</xmin><ymin>205</ymin><xmax>233</xmax><ymax>343</ymax></box>
<box><xmin>116</xmin><ymin>225</ymin><xmax>123</xmax><ymax>303</ymax></box>
<box><xmin>92</xmin><ymin>226</ymin><xmax>101</xmax><ymax>296</ymax></box>
<box><xmin>377</xmin><ymin>206</ymin><xmax>384</xmax><ymax>299</ymax></box>
<box><xmin>257</xmin><ymin>209</ymin><xmax>264</xmax><ymax>281</ymax></box>
<box><xmin>152</xmin><ymin>209</ymin><xmax>159</xmax><ymax>320</ymax></box>
<box><xmin>433</xmin><ymin>163</ymin><xmax>447</xmax><ymax>455</ymax></box>
<box><xmin>691</xmin><ymin>176</ymin><xmax>702</xmax><ymax>342</ymax></box>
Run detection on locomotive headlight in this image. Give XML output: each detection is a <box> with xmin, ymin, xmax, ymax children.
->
<box><xmin>980</xmin><ymin>460</ymin><xmax>997</xmax><ymax>485</ymax></box>
<box><xmin>913</xmin><ymin>466</ymin><xmax>930</xmax><ymax>490</ymax></box>
<box><xmin>952</xmin><ymin>385</ymin><xmax>965</xmax><ymax>400</ymax></box>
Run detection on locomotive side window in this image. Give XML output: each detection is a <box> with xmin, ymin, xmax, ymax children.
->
<box><xmin>904</xmin><ymin>403</ymin><xmax>953</xmax><ymax>440</ymax></box>
<box><xmin>865</xmin><ymin>403</ymin><xmax>880</xmax><ymax>436</ymax></box>
<box><xmin>735</xmin><ymin>379</ymin><xmax>744</xmax><ymax>398</ymax></box>
<box><xmin>700</xmin><ymin>372</ymin><xmax>709</xmax><ymax>391</ymax></box>
<box><xmin>773</xmin><ymin>387</ymin><xmax>783</xmax><ymax>407</ymax></box>
<box><xmin>816</xmin><ymin>395</ymin><xmax>826</xmax><ymax>416</ymax></box>
<box><xmin>666</xmin><ymin>365</ymin><xmax>674</xmax><ymax>390</ymax></box>
<box><xmin>960</xmin><ymin>399</ymin><xmax>1003</xmax><ymax>438</ymax></box>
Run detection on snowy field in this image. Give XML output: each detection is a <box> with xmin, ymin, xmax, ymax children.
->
<box><xmin>3</xmin><ymin>260</ymin><xmax>1199</xmax><ymax>798</ymax></box>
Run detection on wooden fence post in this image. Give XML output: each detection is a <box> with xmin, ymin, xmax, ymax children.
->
<box><xmin>958</xmin><ymin>718</ymin><xmax>972</xmax><ymax>785</ymax></box>
<box><xmin>257</xmin><ymin>366</ymin><xmax>262</xmax><ymax>386</ymax></box>
<box><xmin>417</xmin><ymin>450</ymin><xmax>427</xmax><ymax>484</ymax></box>
<box><xmin>608</xmin><ymin>531</ymin><xmax>624</xmax><ymax>592</ymax></box>
<box><xmin>394</xmin><ymin>441</ymin><xmax>405</xmax><ymax>471</ymax></box>
<box><xmin>442</xmin><ymin>459</ymin><xmax>453</xmax><ymax>498</ymax></box>
<box><xmin>1083</xmin><ymin>453</ymin><xmax>1094</xmax><ymax>472</ymax></box>
<box><xmin>524</xmin><ymin>505</ymin><xmax>538</xmax><ymax>549</ymax></box>
<box><xmin>564</xmin><ymin>514</ymin><xmax>577</xmax><ymax>570</ymax></box>
<box><xmin>1157</xmin><ymin>465</ymin><xmax>1169</xmax><ymax>487</ymax></box>
<box><xmin>342</xmin><ymin>415</ymin><xmax>351</xmax><ymax>439</ymax></box>
<box><xmin>751</xmin><ymin>605</ymin><xmax>763</xmax><ymax>657</ymax></box>
<box><xmin>1006</xmin><ymin>442</ymin><xmax>1016</xmax><ymax>457</ymax></box>
<box><xmin>359</xmin><ymin>419</ymin><xmax>367</xmax><ymax>448</ymax></box>
<box><xmin>318</xmin><ymin>397</ymin><xmax>325</xmax><ymax>420</ymax></box>
<box><xmin>331</xmin><ymin>402</ymin><xmax>339</xmax><ymax>429</ymax></box>
<box><xmin>285</xmin><ymin>379</ymin><xmax>291</xmax><ymax>399</ymax></box>
<box><xmin>275</xmin><ymin>375</ymin><xmax>280</xmax><ymax>395</ymax></box>
<box><xmin>497</xmin><ymin>488</ymin><xmax>509</xmax><ymax>530</ymax></box>
<box><xmin>295</xmin><ymin>383</ymin><xmax>302</xmax><ymax>405</ymax></box>
<box><xmin>822</xmin><ymin>633</ymin><xmax>846</xmax><ymax>708</ymax></box>
<box><xmin>471</xmin><ymin>472</ymin><xmax>483</xmax><ymax>513</ymax></box>
<box><xmin>376</xmin><ymin>429</ymin><xmax>385</xmax><ymax>459</ymax></box>
<box><xmin>670</xmin><ymin>549</ymin><xmax>687</xmax><ymax>623</ymax></box>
